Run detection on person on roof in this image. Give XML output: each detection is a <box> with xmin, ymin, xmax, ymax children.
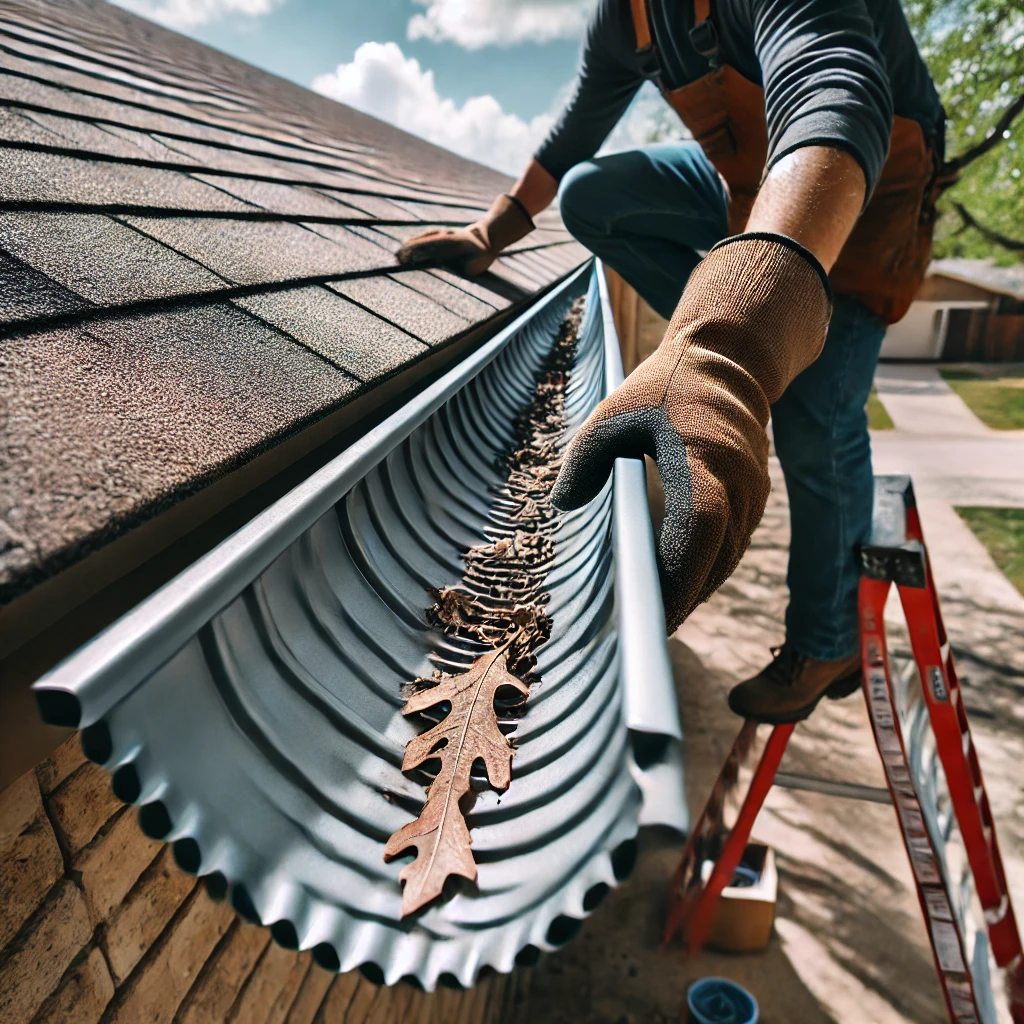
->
<box><xmin>396</xmin><ymin>0</ymin><xmax>945</xmax><ymax>726</ymax></box>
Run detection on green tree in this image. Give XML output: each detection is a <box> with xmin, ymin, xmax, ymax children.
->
<box><xmin>906</xmin><ymin>0</ymin><xmax>1024</xmax><ymax>263</ymax></box>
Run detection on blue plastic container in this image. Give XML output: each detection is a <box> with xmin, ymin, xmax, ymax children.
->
<box><xmin>686</xmin><ymin>977</ymin><xmax>759</xmax><ymax>1024</ymax></box>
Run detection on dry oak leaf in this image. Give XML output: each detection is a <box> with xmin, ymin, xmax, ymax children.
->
<box><xmin>384</xmin><ymin>645</ymin><xmax>529</xmax><ymax>916</ymax></box>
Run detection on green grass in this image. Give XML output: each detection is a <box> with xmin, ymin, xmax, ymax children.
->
<box><xmin>866</xmin><ymin>387</ymin><xmax>894</xmax><ymax>430</ymax></box>
<box><xmin>940</xmin><ymin>365</ymin><xmax>1024</xmax><ymax>430</ymax></box>
<box><xmin>955</xmin><ymin>507</ymin><xmax>1024</xmax><ymax>596</ymax></box>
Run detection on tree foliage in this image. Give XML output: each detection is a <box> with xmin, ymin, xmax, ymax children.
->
<box><xmin>906</xmin><ymin>0</ymin><xmax>1024</xmax><ymax>263</ymax></box>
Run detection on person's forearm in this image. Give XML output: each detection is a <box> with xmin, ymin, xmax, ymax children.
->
<box><xmin>510</xmin><ymin>159</ymin><xmax>559</xmax><ymax>219</ymax></box>
<box><xmin>745</xmin><ymin>146</ymin><xmax>866</xmax><ymax>271</ymax></box>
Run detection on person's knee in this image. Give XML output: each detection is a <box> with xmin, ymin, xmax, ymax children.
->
<box><xmin>557</xmin><ymin>161</ymin><xmax>606</xmax><ymax>242</ymax></box>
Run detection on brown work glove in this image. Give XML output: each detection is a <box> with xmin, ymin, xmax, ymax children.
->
<box><xmin>396</xmin><ymin>193</ymin><xmax>534</xmax><ymax>275</ymax></box>
<box><xmin>551</xmin><ymin>233</ymin><xmax>832</xmax><ymax>632</ymax></box>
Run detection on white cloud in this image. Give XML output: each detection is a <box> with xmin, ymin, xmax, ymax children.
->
<box><xmin>112</xmin><ymin>0</ymin><xmax>277</xmax><ymax>29</ymax></box>
<box><xmin>407</xmin><ymin>0</ymin><xmax>592</xmax><ymax>49</ymax></box>
<box><xmin>312</xmin><ymin>42</ymin><xmax>554</xmax><ymax>176</ymax></box>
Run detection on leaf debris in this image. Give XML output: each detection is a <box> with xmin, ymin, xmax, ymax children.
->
<box><xmin>384</xmin><ymin>298</ymin><xmax>586</xmax><ymax>917</ymax></box>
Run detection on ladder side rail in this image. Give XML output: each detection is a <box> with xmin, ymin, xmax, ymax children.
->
<box><xmin>860</xmin><ymin>575</ymin><xmax>984</xmax><ymax>1023</ymax></box>
<box><xmin>898</xmin><ymin>512</ymin><xmax>1023</xmax><ymax>970</ymax></box>
<box><xmin>666</xmin><ymin>720</ymin><xmax>758</xmax><ymax>903</ymax></box>
<box><xmin>679</xmin><ymin>724</ymin><xmax>795</xmax><ymax>954</ymax></box>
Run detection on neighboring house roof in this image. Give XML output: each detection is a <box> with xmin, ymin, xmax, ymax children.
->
<box><xmin>0</xmin><ymin>0</ymin><xmax>587</xmax><ymax>608</ymax></box>
<box><xmin>928</xmin><ymin>258</ymin><xmax>1024</xmax><ymax>302</ymax></box>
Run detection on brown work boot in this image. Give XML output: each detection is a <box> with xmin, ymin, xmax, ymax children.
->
<box><xmin>727</xmin><ymin>644</ymin><xmax>862</xmax><ymax>724</ymax></box>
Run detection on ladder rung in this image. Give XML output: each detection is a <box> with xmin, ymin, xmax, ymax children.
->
<box><xmin>773</xmin><ymin>771</ymin><xmax>892</xmax><ymax>805</ymax></box>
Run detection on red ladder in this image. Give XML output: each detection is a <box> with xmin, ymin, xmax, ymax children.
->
<box><xmin>663</xmin><ymin>475</ymin><xmax>1024</xmax><ymax>1024</ymax></box>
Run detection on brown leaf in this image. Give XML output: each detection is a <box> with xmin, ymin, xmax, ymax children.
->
<box><xmin>384</xmin><ymin>646</ymin><xmax>530</xmax><ymax>916</ymax></box>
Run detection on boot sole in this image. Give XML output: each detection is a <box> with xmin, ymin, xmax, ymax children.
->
<box><xmin>728</xmin><ymin>664</ymin><xmax>864</xmax><ymax>726</ymax></box>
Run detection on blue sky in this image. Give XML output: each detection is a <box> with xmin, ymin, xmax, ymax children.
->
<box><xmin>113</xmin><ymin>0</ymin><xmax>666</xmax><ymax>174</ymax></box>
<box><xmin>184</xmin><ymin>0</ymin><xmax>581</xmax><ymax>122</ymax></box>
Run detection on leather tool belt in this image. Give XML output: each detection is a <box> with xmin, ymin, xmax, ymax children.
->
<box><xmin>629</xmin><ymin>0</ymin><xmax>944</xmax><ymax>324</ymax></box>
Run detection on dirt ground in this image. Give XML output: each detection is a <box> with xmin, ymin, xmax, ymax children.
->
<box><xmin>509</xmin><ymin>461</ymin><xmax>1024</xmax><ymax>1024</ymax></box>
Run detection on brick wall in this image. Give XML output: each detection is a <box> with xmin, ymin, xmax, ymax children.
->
<box><xmin>0</xmin><ymin>736</ymin><xmax>528</xmax><ymax>1024</ymax></box>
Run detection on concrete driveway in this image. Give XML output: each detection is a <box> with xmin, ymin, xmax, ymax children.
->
<box><xmin>871</xmin><ymin>361</ymin><xmax>1024</xmax><ymax>621</ymax></box>
<box><xmin>872</xmin><ymin>362</ymin><xmax>1024</xmax><ymax>510</ymax></box>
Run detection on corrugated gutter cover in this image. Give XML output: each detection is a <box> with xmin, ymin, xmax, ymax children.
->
<box><xmin>33</xmin><ymin>261</ymin><xmax>687</xmax><ymax>990</ymax></box>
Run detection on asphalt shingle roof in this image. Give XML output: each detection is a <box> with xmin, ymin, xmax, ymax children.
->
<box><xmin>0</xmin><ymin>0</ymin><xmax>587</xmax><ymax>603</ymax></box>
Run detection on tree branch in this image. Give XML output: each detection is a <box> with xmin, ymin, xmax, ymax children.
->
<box><xmin>943</xmin><ymin>93</ymin><xmax>1024</xmax><ymax>175</ymax></box>
<box><xmin>953</xmin><ymin>202</ymin><xmax>1024</xmax><ymax>251</ymax></box>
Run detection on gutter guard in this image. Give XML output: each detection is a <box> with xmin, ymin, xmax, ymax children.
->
<box><xmin>33</xmin><ymin>261</ymin><xmax>686</xmax><ymax>990</ymax></box>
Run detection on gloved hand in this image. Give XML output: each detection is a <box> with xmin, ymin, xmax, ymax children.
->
<box><xmin>396</xmin><ymin>193</ymin><xmax>534</xmax><ymax>276</ymax></box>
<box><xmin>551</xmin><ymin>233</ymin><xmax>832</xmax><ymax>632</ymax></box>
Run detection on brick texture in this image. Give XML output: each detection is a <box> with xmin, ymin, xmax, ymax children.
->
<box><xmin>0</xmin><ymin>771</ymin><xmax>64</xmax><ymax>949</ymax></box>
<box><xmin>102</xmin><ymin>845</ymin><xmax>197</xmax><ymax>984</ymax></box>
<box><xmin>1</xmin><ymin>742</ymin><xmax>500</xmax><ymax>1024</ymax></box>
<box><xmin>266</xmin><ymin>952</ymin><xmax>312</xmax><ymax>1024</ymax></box>
<box><xmin>373</xmin><ymin>984</ymin><xmax>418</xmax><ymax>1024</ymax></box>
<box><xmin>0</xmin><ymin>879</ymin><xmax>92</xmax><ymax>1024</ymax></box>
<box><xmin>402</xmin><ymin>985</ymin><xmax>444</xmax><ymax>1024</ymax></box>
<box><xmin>283</xmin><ymin>962</ymin><xmax>333</xmax><ymax>1024</ymax></box>
<box><xmin>103</xmin><ymin>886</ymin><xmax>235</xmax><ymax>1024</ymax></box>
<box><xmin>75</xmin><ymin>808</ymin><xmax>162</xmax><ymax>924</ymax></box>
<box><xmin>31</xmin><ymin>946</ymin><xmax>115</xmax><ymax>1024</ymax></box>
<box><xmin>314</xmin><ymin>972</ymin><xmax>361</xmax><ymax>1023</ymax></box>
<box><xmin>1</xmin><ymin>0</ymin><xmax>576</xmax><ymax>1015</ymax></box>
<box><xmin>340</xmin><ymin>975</ymin><xmax>379</xmax><ymax>1022</ymax></box>
<box><xmin>456</xmin><ymin>982</ymin><xmax>494</xmax><ymax>1024</ymax></box>
<box><xmin>47</xmin><ymin>761</ymin><xmax>122</xmax><ymax>857</ymax></box>
<box><xmin>35</xmin><ymin>735</ymin><xmax>87</xmax><ymax>795</ymax></box>
<box><xmin>176</xmin><ymin>918</ymin><xmax>270</xmax><ymax>1024</ymax></box>
<box><xmin>367</xmin><ymin>983</ymin><xmax>417</xmax><ymax>1023</ymax></box>
<box><xmin>410</xmin><ymin>987</ymin><xmax>451</xmax><ymax>1024</ymax></box>
<box><xmin>227</xmin><ymin>941</ymin><xmax>301</xmax><ymax>1023</ymax></box>
<box><xmin>0</xmin><ymin>756</ymin><xmax>503</xmax><ymax>1024</ymax></box>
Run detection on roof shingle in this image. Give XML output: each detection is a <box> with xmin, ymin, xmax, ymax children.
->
<box><xmin>1</xmin><ymin>304</ymin><xmax>360</xmax><ymax>591</ymax></box>
<box><xmin>327</xmin><ymin>276</ymin><xmax>473</xmax><ymax>346</ymax></box>
<box><xmin>0</xmin><ymin>0</ymin><xmax>588</xmax><ymax>603</ymax></box>
<box><xmin>233</xmin><ymin>285</ymin><xmax>428</xmax><ymax>381</ymax></box>
<box><xmin>0</xmin><ymin>210</ymin><xmax>226</xmax><ymax>308</ymax></box>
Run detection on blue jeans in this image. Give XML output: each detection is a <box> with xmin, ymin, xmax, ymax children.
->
<box><xmin>559</xmin><ymin>143</ymin><xmax>886</xmax><ymax>660</ymax></box>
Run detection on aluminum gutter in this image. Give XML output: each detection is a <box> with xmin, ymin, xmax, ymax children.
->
<box><xmin>33</xmin><ymin>262</ymin><xmax>686</xmax><ymax>989</ymax></box>
<box><xmin>599</xmin><ymin>261</ymin><xmax>687</xmax><ymax>829</ymax></box>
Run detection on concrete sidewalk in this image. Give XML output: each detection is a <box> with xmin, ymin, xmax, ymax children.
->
<box><xmin>871</xmin><ymin>360</ymin><xmax>1024</xmax><ymax>656</ymax></box>
<box><xmin>871</xmin><ymin>433</ymin><xmax>1024</xmax><ymax>508</ymax></box>
<box><xmin>519</xmin><ymin>458</ymin><xmax>1024</xmax><ymax>1024</ymax></box>
<box><xmin>871</xmin><ymin>362</ymin><xmax>1024</xmax><ymax>510</ymax></box>
<box><xmin>675</xmin><ymin>461</ymin><xmax>1024</xmax><ymax>1024</ymax></box>
<box><xmin>874</xmin><ymin>363</ymin><xmax>993</xmax><ymax>436</ymax></box>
